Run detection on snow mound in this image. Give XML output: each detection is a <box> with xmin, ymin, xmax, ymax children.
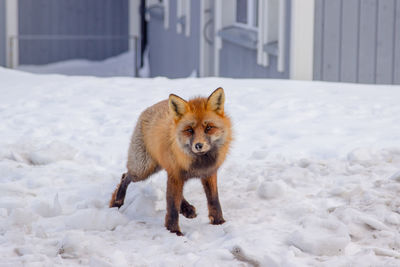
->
<box><xmin>288</xmin><ymin>216</ymin><xmax>350</xmax><ymax>256</ymax></box>
<box><xmin>18</xmin><ymin>50</ymin><xmax>137</xmax><ymax>77</ymax></box>
<box><xmin>123</xmin><ymin>181</ymin><xmax>164</xmax><ymax>219</ymax></box>
<box><xmin>32</xmin><ymin>194</ymin><xmax>62</xmax><ymax>218</ymax></box>
<box><xmin>347</xmin><ymin>147</ymin><xmax>400</xmax><ymax>167</ymax></box>
<box><xmin>7</xmin><ymin>140</ymin><xmax>77</xmax><ymax>165</ymax></box>
<box><xmin>347</xmin><ymin>148</ymin><xmax>381</xmax><ymax>166</ymax></box>
<box><xmin>257</xmin><ymin>181</ymin><xmax>286</xmax><ymax>199</ymax></box>
<box><xmin>9</xmin><ymin>208</ymin><xmax>38</xmax><ymax>227</ymax></box>
<box><xmin>65</xmin><ymin>209</ymin><xmax>128</xmax><ymax>231</ymax></box>
<box><xmin>389</xmin><ymin>170</ymin><xmax>400</xmax><ymax>182</ymax></box>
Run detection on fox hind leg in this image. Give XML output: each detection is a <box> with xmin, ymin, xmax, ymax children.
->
<box><xmin>109</xmin><ymin>161</ymin><xmax>159</xmax><ymax>209</ymax></box>
<box><xmin>110</xmin><ymin>121</ymin><xmax>160</xmax><ymax>209</ymax></box>
<box><xmin>110</xmin><ymin>173</ymin><xmax>132</xmax><ymax>208</ymax></box>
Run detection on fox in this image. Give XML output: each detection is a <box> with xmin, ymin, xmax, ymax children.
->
<box><xmin>109</xmin><ymin>87</ymin><xmax>232</xmax><ymax>236</ymax></box>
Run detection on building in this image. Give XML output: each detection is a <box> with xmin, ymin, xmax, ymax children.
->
<box><xmin>0</xmin><ymin>0</ymin><xmax>135</xmax><ymax>68</ymax></box>
<box><xmin>1</xmin><ymin>0</ymin><xmax>399</xmax><ymax>84</ymax></box>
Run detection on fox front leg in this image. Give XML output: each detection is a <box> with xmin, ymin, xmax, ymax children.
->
<box><xmin>165</xmin><ymin>174</ymin><xmax>184</xmax><ymax>236</ymax></box>
<box><xmin>201</xmin><ymin>173</ymin><xmax>225</xmax><ymax>225</ymax></box>
<box><xmin>180</xmin><ymin>198</ymin><xmax>197</xmax><ymax>219</ymax></box>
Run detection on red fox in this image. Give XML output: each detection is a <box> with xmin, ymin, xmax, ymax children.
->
<box><xmin>109</xmin><ymin>88</ymin><xmax>232</xmax><ymax>235</ymax></box>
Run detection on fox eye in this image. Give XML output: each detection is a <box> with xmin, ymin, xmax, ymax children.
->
<box><xmin>185</xmin><ymin>127</ymin><xmax>194</xmax><ymax>134</ymax></box>
<box><xmin>205</xmin><ymin>125</ymin><xmax>214</xmax><ymax>133</ymax></box>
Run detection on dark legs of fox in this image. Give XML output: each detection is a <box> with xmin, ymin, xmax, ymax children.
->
<box><xmin>165</xmin><ymin>174</ymin><xmax>184</xmax><ymax>235</ymax></box>
<box><xmin>110</xmin><ymin>172</ymin><xmax>197</xmax><ymax>216</ymax></box>
<box><xmin>180</xmin><ymin>198</ymin><xmax>197</xmax><ymax>218</ymax></box>
<box><xmin>202</xmin><ymin>173</ymin><xmax>225</xmax><ymax>224</ymax></box>
<box><xmin>109</xmin><ymin>173</ymin><xmax>132</xmax><ymax>208</ymax></box>
<box><xmin>165</xmin><ymin>174</ymin><xmax>199</xmax><ymax>236</ymax></box>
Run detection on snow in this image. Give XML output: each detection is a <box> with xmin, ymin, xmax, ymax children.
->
<box><xmin>1</xmin><ymin>66</ymin><xmax>400</xmax><ymax>266</ymax></box>
<box><xmin>288</xmin><ymin>216</ymin><xmax>350</xmax><ymax>256</ymax></box>
<box><xmin>17</xmin><ymin>51</ymin><xmax>138</xmax><ymax>77</ymax></box>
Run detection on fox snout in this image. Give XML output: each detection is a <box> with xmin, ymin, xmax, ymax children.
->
<box><xmin>192</xmin><ymin>141</ymin><xmax>210</xmax><ymax>154</ymax></box>
<box><xmin>195</xmin><ymin>143</ymin><xmax>203</xmax><ymax>150</ymax></box>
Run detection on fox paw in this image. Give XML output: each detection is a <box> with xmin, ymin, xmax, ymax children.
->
<box><xmin>166</xmin><ymin>225</ymin><xmax>183</xmax><ymax>236</ymax></box>
<box><xmin>109</xmin><ymin>200</ymin><xmax>123</xmax><ymax>209</ymax></box>
<box><xmin>180</xmin><ymin>203</ymin><xmax>197</xmax><ymax>219</ymax></box>
<box><xmin>209</xmin><ymin>215</ymin><xmax>225</xmax><ymax>225</ymax></box>
<box><xmin>170</xmin><ymin>229</ymin><xmax>184</xmax><ymax>236</ymax></box>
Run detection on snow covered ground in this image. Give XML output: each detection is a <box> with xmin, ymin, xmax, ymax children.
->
<box><xmin>17</xmin><ymin>51</ymin><xmax>139</xmax><ymax>77</ymax></box>
<box><xmin>1</xmin><ymin>67</ymin><xmax>400</xmax><ymax>266</ymax></box>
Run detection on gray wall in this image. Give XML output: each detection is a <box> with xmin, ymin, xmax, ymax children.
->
<box><xmin>148</xmin><ymin>0</ymin><xmax>200</xmax><ymax>78</ymax></box>
<box><xmin>219</xmin><ymin>0</ymin><xmax>291</xmax><ymax>79</ymax></box>
<box><xmin>219</xmin><ymin>41</ymin><xmax>288</xmax><ymax>78</ymax></box>
<box><xmin>0</xmin><ymin>0</ymin><xmax>6</xmax><ymax>67</ymax></box>
<box><xmin>18</xmin><ymin>0</ymin><xmax>129</xmax><ymax>65</ymax></box>
<box><xmin>314</xmin><ymin>0</ymin><xmax>400</xmax><ymax>84</ymax></box>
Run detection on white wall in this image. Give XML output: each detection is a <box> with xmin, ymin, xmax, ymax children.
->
<box><xmin>290</xmin><ymin>0</ymin><xmax>315</xmax><ymax>80</ymax></box>
<box><xmin>0</xmin><ymin>0</ymin><xmax>6</xmax><ymax>66</ymax></box>
<box><xmin>129</xmin><ymin>0</ymin><xmax>140</xmax><ymax>41</ymax></box>
<box><xmin>5</xmin><ymin>0</ymin><xmax>18</xmax><ymax>68</ymax></box>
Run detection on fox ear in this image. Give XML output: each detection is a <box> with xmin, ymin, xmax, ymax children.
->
<box><xmin>207</xmin><ymin>87</ymin><xmax>225</xmax><ymax>115</ymax></box>
<box><xmin>169</xmin><ymin>94</ymin><xmax>188</xmax><ymax>119</ymax></box>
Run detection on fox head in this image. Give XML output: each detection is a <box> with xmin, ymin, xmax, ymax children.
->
<box><xmin>168</xmin><ymin>88</ymin><xmax>231</xmax><ymax>158</ymax></box>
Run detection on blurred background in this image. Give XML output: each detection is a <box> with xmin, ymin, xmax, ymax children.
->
<box><xmin>0</xmin><ymin>0</ymin><xmax>399</xmax><ymax>84</ymax></box>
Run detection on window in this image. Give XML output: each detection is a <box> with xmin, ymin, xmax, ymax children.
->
<box><xmin>236</xmin><ymin>0</ymin><xmax>258</xmax><ymax>28</ymax></box>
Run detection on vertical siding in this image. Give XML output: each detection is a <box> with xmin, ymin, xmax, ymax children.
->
<box><xmin>66</xmin><ymin>0</ymin><xmax>76</xmax><ymax>60</ymax></box>
<box><xmin>313</xmin><ymin>0</ymin><xmax>323</xmax><ymax>80</ymax></box>
<box><xmin>395</xmin><ymin>0</ymin><xmax>400</xmax><ymax>84</ymax></box>
<box><xmin>121</xmin><ymin>0</ymin><xmax>129</xmax><ymax>52</ymax></box>
<box><xmin>76</xmin><ymin>1</ymin><xmax>84</xmax><ymax>58</ymax></box>
<box><xmin>86</xmin><ymin>0</ymin><xmax>96</xmax><ymax>60</ymax></box>
<box><xmin>0</xmin><ymin>0</ymin><xmax>6</xmax><ymax>67</ymax></box>
<box><xmin>18</xmin><ymin>0</ymin><xmax>129</xmax><ymax>65</ymax></box>
<box><xmin>322</xmin><ymin>0</ymin><xmax>341</xmax><ymax>81</ymax></box>
<box><xmin>96</xmin><ymin>0</ymin><xmax>105</xmax><ymax>58</ymax></box>
<box><xmin>40</xmin><ymin>0</ymin><xmax>51</xmax><ymax>63</ymax></box>
<box><xmin>49</xmin><ymin>0</ymin><xmax>58</xmax><ymax>61</ymax></box>
<box><xmin>314</xmin><ymin>0</ymin><xmax>400</xmax><ymax>85</ymax></box>
<box><xmin>18</xmin><ymin>0</ymin><xmax>32</xmax><ymax>63</ymax></box>
<box><xmin>340</xmin><ymin>0</ymin><xmax>359</xmax><ymax>83</ymax></box>
<box><xmin>358</xmin><ymin>0</ymin><xmax>377</xmax><ymax>83</ymax></box>
<box><xmin>104</xmin><ymin>0</ymin><xmax>113</xmax><ymax>57</ymax></box>
<box><xmin>376</xmin><ymin>0</ymin><xmax>396</xmax><ymax>84</ymax></box>
<box><xmin>148</xmin><ymin>0</ymin><xmax>200</xmax><ymax>78</ymax></box>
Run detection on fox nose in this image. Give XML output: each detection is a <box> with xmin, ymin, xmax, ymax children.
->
<box><xmin>195</xmin><ymin>143</ymin><xmax>203</xmax><ymax>151</ymax></box>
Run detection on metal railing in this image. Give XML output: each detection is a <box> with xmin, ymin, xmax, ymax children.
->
<box><xmin>9</xmin><ymin>35</ymin><xmax>141</xmax><ymax>77</ymax></box>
